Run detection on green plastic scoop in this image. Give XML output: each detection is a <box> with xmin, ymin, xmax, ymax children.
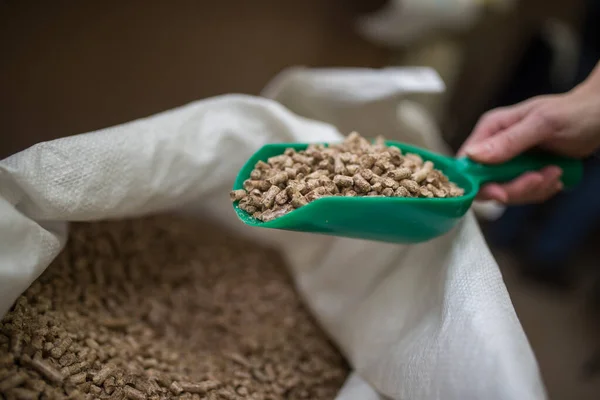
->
<box><xmin>231</xmin><ymin>141</ymin><xmax>583</xmax><ymax>243</ymax></box>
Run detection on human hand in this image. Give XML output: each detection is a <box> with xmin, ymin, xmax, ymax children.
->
<box><xmin>458</xmin><ymin>79</ymin><xmax>600</xmax><ymax>204</ymax></box>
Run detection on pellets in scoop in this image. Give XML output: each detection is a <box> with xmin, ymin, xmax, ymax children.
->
<box><xmin>231</xmin><ymin>132</ymin><xmax>465</xmax><ymax>222</ymax></box>
<box><xmin>0</xmin><ymin>216</ymin><xmax>348</xmax><ymax>400</ymax></box>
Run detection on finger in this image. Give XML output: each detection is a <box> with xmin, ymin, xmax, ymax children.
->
<box><xmin>458</xmin><ymin>97</ymin><xmax>541</xmax><ymax>157</ymax></box>
<box><xmin>476</xmin><ymin>166</ymin><xmax>563</xmax><ymax>204</ymax></box>
<box><xmin>502</xmin><ymin>167</ymin><xmax>562</xmax><ymax>204</ymax></box>
<box><xmin>466</xmin><ymin>112</ymin><xmax>554</xmax><ymax>164</ymax></box>
<box><xmin>539</xmin><ymin>165</ymin><xmax>563</xmax><ymax>182</ymax></box>
<box><xmin>521</xmin><ymin>166</ymin><xmax>564</xmax><ymax>203</ymax></box>
<box><xmin>501</xmin><ymin>172</ymin><xmax>545</xmax><ymax>203</ymax></box>
<box><xmin>476</xmin><ymin>183</ymin><xmax>509</xmax><ymax>203</ymax></box>
<box><xmin>458</xmin><ymin>107</ymin><xmax>525</xmax><ymax>157</ymax></box>
<box><xmin>510</xmin><ymin>166</ymin><xmax>562</xmax><ymax>202</ymax></box>
<box><xmin>513</xmin><ymin>178</ymin><xmax>562</xmax><ymax>204</ymax></box>
<box><xmin>538</xmin><ymin>179</ymin><xmax>563</xmax><ymax>202</ymax></box>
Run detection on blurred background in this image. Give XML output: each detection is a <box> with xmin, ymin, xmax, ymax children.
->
<box><xmin>1</xmin><ymin>0</ymin><xmax>599</xmax><ymax>398</ymax></box>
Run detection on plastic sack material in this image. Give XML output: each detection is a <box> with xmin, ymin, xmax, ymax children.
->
<box><xmin>0</xmin><ymin>67</ymin><xmax>545</xmax><ymax>400</ymax></box>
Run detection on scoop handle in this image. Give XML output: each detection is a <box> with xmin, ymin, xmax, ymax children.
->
<box><xmin>456</xmin><ymin>153</ymin><xmax>584</xmax><ymax>189</ymax></box>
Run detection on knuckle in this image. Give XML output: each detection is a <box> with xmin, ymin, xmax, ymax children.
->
<box><xmin>499</xmin><ymin>129</ymin><xmax>521</xmax><ymax>153</ymax></box>
<box><xmin>530</xmin><ymin>109</ymin><xmax>564</xmax><ymax>135</ymax></box>
<box><xmin>481</xmin><ymin>110</ymin><xmax>498</xmax><ymax>120</ymax></box>
<box><xmin>528</xmin><ymin>95</ymin><xmax>549</xmax><ymax>105</ymax></box>
<box><xmin>481</xmin><ymin>109</ymin><xmax>505</xmax><ymax>125</ymax></box>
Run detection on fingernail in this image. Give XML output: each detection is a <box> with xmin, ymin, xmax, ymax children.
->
<box><xmin>466</xmin><ymin>142</ymin><xmax>493</xmax><ymax>158</ymax></box>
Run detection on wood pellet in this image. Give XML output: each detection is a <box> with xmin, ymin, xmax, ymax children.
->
<box><xmin>231</xmin><ymin>131</ymin><xmax>465</xmax><ymax>222</ymax></box>
<box><xmin>0</xmin><ymin>216</ymin><xmax>348</xmax><ymax>400</ymax></box>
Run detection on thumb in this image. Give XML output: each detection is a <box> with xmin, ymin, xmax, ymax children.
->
<box><xmin>465</xmin><ymin>114</ymin><xmax>551</xmax><ymax>164</ymax></box>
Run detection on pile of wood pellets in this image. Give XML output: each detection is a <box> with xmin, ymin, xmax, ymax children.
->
<box><xmin>230</xmin><ymin>132</ymin><xmax>465</xmax><ymax>222</ymax></box>
<box><xmin>0</xmin><ymin>216</ymin><xmax>348</xmax><ymax>400</ymax></box>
